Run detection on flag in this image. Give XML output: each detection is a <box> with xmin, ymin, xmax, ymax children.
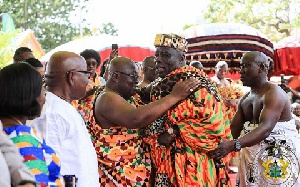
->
<box><xmin>2</xmin><ymin>13</ymin><xmax>15</xmax><ymax>33</ymax></box>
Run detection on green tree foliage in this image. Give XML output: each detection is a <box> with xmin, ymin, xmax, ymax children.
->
<box><xmin>204</xmin><ymin>0</ymin><xmax>300</xmax><ymax>42</ymax></box>
<box><xmin>99</xmin><ymin>23</ymin><xmax>118</xmax><ymax>36</ymax></box>
<box><xmin>0</xmin><ymin>29</ymin><xmax>20</xmax><ymax>68</ymax></box>
<box><xmin>183</xmin><ymin>24</ymin><xmax>195</xmax><ymax>31</ymax></box>
<box><xmin>0</xmin><ymin>0</ymin><xmax>92</xmax><ymax>52</ymax></box>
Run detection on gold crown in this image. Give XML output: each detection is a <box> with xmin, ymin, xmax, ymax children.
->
<box><xmin>154</xmin><ymin>34</ymin><xmax>188</xmax><ymax>52</ymax></box>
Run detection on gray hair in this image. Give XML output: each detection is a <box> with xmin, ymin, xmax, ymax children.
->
<box><xmin>292</xmin><ymin>102</ymin><xmax>300</xmax><ymax>110</ymax></box>
<box><xmin>215</xmin><ymin>61</ymin><xmax>228</xmax><ymax>70</ymax></box>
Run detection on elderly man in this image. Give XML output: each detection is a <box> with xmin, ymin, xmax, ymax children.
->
<box><xmin>139</xmin><ymin>34</ymin><xmax>233</xmax><ymax>186</ymax></box>
<box><xmin>138</xmin><ymin>56</ymin><xmax>157</xmax><ymax>88</ymax></box>
<box><xmin>208</xmin><ymin>51</ymin><xmax>300</xmax><ymax>186</ymax></box>
<box><xmin>189</xmin><ymin>60</ymin><xmax>203</xmax><ymax>72</ymax></box>
<box><xmin>88</xmin><ymin>56</ymin><xmax>199</xmax><ymax>186</ymax></box>
<box><xmin>33</xmin><ymin>51</ymin><xmax>99</xmax><ymax>186</ymax></box>
<box><xmin>73</xmin><ymin>49</ymin><xmax>105</xmax><ymax>123</ymax></box>
<box><xmin>210</xmin><ymin>61</ymin><xmax>230</xmax><ymax>88</ymax></box>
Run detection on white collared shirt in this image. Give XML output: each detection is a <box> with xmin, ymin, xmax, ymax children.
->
<box><xmin>34</xmin><ymin>92</ymin><xmax>99</xmax><ymax>187</ymax></box>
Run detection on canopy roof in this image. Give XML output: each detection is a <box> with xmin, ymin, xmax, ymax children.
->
<box><xmin>182</xmin><ymin>23</ymin><xmax>269</xmax><ymax>39</ymax></box>
<box><xmin>274</xmin><ymin>34</ymin><xmax>300</xmax><ymax>50</ymax></box>
<box><xmin>40</xmin><ymin>35</ymin><xmax>155</xmax><ymax>63</ymax></box>
<box><xmin>273</xmin><ymin>34</ymin><xmax>300</xmax><ymax>76</ymax></box>
<box><xmin>181</xmin><ymin>23</ymin><xmax>273</xmax><ymax>72</ymax></box>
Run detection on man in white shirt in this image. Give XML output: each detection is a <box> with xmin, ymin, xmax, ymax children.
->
<box><xmin>34</xmin><ymin>51</ymin><xmax>99</xmax><ymax>186</ymax></box>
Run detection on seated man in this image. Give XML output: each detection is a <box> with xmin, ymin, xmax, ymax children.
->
<box><xmin>88</xmin><ymin>56</ymin><xmax>199</xmax><ymax>186</ymax></box>
<box><xmin>209</xmin><ymin>51</ymin><xmax>300</xmax><ymax>186</ymax></box>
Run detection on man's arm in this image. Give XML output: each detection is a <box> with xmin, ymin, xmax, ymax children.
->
<box><xmin>238</xmin><ymin>88</ymin><xmax>285</xmax><ymax>148</ymax></box>
<box><xmin>103</xmin><ymin>49</ymin><xmax>118</xmax><ymax>81</ymax></box>
<box><xmin>230</xmin><ymin>94</ymin><xmax>247</xmax><ymax>139</ymax></box>
<box><xmin>208</xmin><ymin>88</ymin><xmax>286</xmax><ymax>160</ymax></box>
<box><xmin>96</xmin><ymin>79</ymin><xmax>199</xmax><ymax>129</ymax></box>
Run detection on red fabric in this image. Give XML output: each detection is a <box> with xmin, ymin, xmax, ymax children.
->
<box><xmin>95</xmin><ymin>46</ymin><xmax>154</xmax><ymax>74</ymax></box>
<box><xmin>273</xmin><ymin>48</ymin><xmax>300</xmax><ymax>76</ymax></box>
<box><xmin>99</xmin><ymin>47</ymin><xmax>154</xmax><ymax>64</ymax></box>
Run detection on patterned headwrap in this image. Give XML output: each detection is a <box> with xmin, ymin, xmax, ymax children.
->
<box><xmin>154</xmin><ymin>34</ymin><xmax>188</xmax><ymax>52</ymax></box>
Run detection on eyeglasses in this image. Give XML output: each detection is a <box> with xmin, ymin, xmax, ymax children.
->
<box><xmin>115</xmin><ymin>71</ymin><xmax>139</xmax><ymax>81</ymax></box>
<box><xmin>66</xmin><ymin>69</ymin><xmax>92</xmax><ymax>77</ymax></box>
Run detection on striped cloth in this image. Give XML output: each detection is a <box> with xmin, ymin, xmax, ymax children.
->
<box><xmin>3</xmin><ymin>125</ymin><xmax>62</xmax><ymax>187</ymax></box>
<box><xmin>142</xmin><ymin>66</ymin><xmax>234</xmax><ymax>187</ymax></box>
<box><xmin>186</xmin><ymin>34</ymin><xmax>274</xmax><ymax>71</ymax></box>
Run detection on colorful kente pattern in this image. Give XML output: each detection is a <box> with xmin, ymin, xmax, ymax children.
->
<box><xmin>73</xmin><ymin>74</ymin><xmax>104</xmax><ymax>124</ymax></box>
<box><xmin>142</xmin><ymin>66</ymin><xmax>234</xmax><ymax>187</ymax></box>
<box><xmin>3</xmin><ymin>125</ymin><xmax>62</xmax><ymax>187</ymax></box>
<box><xmin>88</xmin><ymin>94</ymin><xmax>151</xmax><ymax>187</ymax></box>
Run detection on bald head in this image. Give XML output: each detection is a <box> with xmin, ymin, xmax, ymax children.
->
<box><xmin>107</xmin><ymin>57</ymin><xmax>139</xmax><ymax>100</ymax></box>
<box><xmin>242</xmin><ymin>51</ymin><xmax>269</xmax><ymax>71</ymax></box>
<box><xmin>142</xmin><ymin>56</ymin><xmax>155</xmax><ymax>68</ymax></box>
<box><xmin>47</xmin><ymin>51</ymin><xmax>83</xmax><ymax>73</ymax></box>
<box><xmin>45</xmin><ymin>51</ymin><xmax>89</xmax><ymax>101</ymax></box>
<box><xmin>109</xmin><ymin>56</ymin><xmax>135</xmax><ymax>73</ymax></box>
<box><xmin>45</xmin><ymin>51</ymin><xmax>86</xmax><ymax>87</ymax></box>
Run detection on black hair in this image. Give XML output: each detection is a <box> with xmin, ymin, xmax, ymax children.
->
<box><xmin>142</xmin><ymin>56</ymin><xmax>155</xmax><ymax>67</ymax></box>
<box><xmin>23</xmin><ymin>58</ymin><xmax>43</xmax><ymax>68</ymax></box>
<box><xmin>0</xmin><ymin>63</ymin><xmax>43</xmax><ymax>118</ymax></box>
<box><xmin>100</xmin><ymin>59</ymin><xmax>109</xmax><ymax>77</ymax></box>
<box><xmin>80</xmin><ymin>49</ymin><xmax>101</xmax><ymax>68</ymax></box>
<box><xmin>190</xmin><ymin>61</ymin><xmax>203</xmax><ymax>69</ymax></box>
<box><xmin>13</xmin><ymin>47</ymin><xmax>32</xmax><ymax>60</ymax></box>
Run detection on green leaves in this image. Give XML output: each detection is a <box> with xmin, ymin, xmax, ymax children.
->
<box><xmin>0</xmin><ymin>29</ymin><xmax>20</xmax><ymax>68</ymax></box>
<box><xmin>204</xmin><ymin>0</ymin><xmax>300</xmax><ymax>42</ymax></box>
<box><xmin>0</xmin><ymin>0</ymin><xmax>91</xmax><ymax>52</ymax></box>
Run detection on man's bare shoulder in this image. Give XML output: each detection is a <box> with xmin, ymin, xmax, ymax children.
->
<box><xmin>96</xmin><ymin>90</ymin><xmax>123</xmax><ymax>106</ymax></box>
<box><xmin>263</xmin><ymin>83</ymin><xmax>290</xmax><ymax>107</ymax></box>
<box><xmin>266</xmin><ymin>82</ymin><xmax>288</xmax><ymax>97</ymax></box>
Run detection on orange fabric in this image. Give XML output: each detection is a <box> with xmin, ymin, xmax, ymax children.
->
<box><xmin>142</xmin><ymin>66</ymin><xmax>234</xmax><ymax>186</ymax></box>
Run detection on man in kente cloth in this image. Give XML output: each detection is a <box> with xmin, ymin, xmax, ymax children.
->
<box><xmin>88</xmin><ymin>56</ymin><xmax>199</xmax><ymax>186</ymax></box>
<box><xmin>139</xmin><ymin>33</ymin><xmax>234</xmax><ymax>187</ymax></box>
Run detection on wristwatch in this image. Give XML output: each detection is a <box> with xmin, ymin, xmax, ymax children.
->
<box><xmin>234</xmin><ymin>139</ymin><xmax>242</xmax><ymax>152</ymax></box>
<box><xmin>167</xmin><ymin>127</ymin><xmax>177</xmax><ymax>138</ymax></box>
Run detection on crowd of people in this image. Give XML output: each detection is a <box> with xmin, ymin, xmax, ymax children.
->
<box><xmin>1</xmin><ymin>33</ymin><xmax>300</xmax><ymax>187</ymax></box>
